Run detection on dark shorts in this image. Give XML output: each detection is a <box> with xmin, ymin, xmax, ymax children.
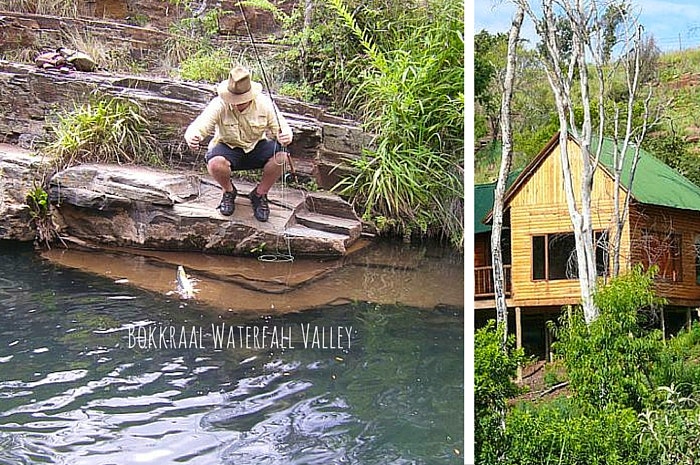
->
<box><xmin>205</xmin><ymin>139</ymin><xmax>280</xmax><ymax>170</ymax></box>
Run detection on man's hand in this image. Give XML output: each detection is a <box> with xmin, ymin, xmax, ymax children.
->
<box><xmin>277</xmin><ymin>132</ymin><xmax>293</xmax><ymax>147</ymax></box>
<box><xmin>186</xmin><ymin>134</ymin><xmax>202</xmax><ymax>150</ymax></box>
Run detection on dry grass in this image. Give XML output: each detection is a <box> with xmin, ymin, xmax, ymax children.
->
<box><xmin>0</xmin><ymin>48</ymin><xmax>37</xmax><ymax>64</ymax></box>
<box><xmin>62</xmin><ymin>31</ymin><xmax>142</xmax><ymax>74</ymax></box>
<box><xmin>5</xmin><ymin>0</ymin><xmax>79</xmax><ymax>17</ymax></box>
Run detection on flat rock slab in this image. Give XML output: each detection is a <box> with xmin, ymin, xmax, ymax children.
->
<box><xmin>48</xmin><ymin>162</ymin><xmax>363</xmax><ymax>257</ymax></box>
<box><xmin>50</xmin><ymin>164</ymin><xmax>202</xmax><ymax>208</ymax></box>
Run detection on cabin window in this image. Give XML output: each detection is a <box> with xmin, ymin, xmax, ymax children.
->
<box><xmin>640</xmin><ymin>230</ymin><xmax>682</xmax><ymax>282</ymax></box>
<box><xmin>531</xmin><ymin>232</ymin><xmax>609</xmax><ymax>281</ymax></box>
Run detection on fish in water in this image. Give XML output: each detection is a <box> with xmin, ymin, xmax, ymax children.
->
<box><xmin>175</xmin><ymin>265</ymin><xmax>197</xmax><ymax>300</ymax></box>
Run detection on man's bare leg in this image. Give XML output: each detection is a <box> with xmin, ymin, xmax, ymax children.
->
<box><xmin>254</xmin><ymin>151</ymin><xmax>289</xmax><ymax>195</ymax></box>
<box><xmin>207</xmin><ymin>156</ymin><xmax>235</xmax><ymax>192</ymax></box>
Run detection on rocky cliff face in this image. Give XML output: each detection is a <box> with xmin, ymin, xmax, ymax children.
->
<box><xmin>2</xmin><ymin>0</ymin><xmax>290</xmax><ymax>35</ymax></box>
<box><xmin>0</xmin><ymin>5</ymin><xmax>370</xmax><ymax>254</ymax></box>
<box><xmin>0</xmin><ymin>61</ymin><xmax>366</xmax><ymax>188</ymax></box>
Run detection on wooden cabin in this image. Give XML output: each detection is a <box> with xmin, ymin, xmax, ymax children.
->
<box><xmin>475</xmin><ymin>133</ymin><xmax>700</xmax><ymax>357</ymax></box>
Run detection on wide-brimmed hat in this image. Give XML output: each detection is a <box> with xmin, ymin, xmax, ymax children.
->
<box><xmin>217</xmin><ymin>65</ymin><xmax>262</xmax><ymax>105</ymax></box>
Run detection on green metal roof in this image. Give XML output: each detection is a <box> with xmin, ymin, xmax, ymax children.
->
<box><xmin>474</xmin><ymin>170</ymin><xmax>520</xmax><ymax>234</ymax></box>
<box><xmin>596</xmin><ymin>137</ymin><xmax>700</xmax><ymax>212</ymax></box>
<box><xmin>474</xmin><ymin>136</ymin><xmax>700</xmax><ymax>235</ymax></box>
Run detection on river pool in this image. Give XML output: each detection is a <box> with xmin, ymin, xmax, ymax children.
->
<box><xmin>0</xmin><ymin>242</ymin><xmax>463</xmax><ymax>464</ymax></box>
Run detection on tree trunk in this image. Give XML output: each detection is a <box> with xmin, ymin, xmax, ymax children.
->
<box><xmin>304</xmin><ymin>0</ymin><xmax>313</xmax><ymax>29</ymax></box>
<box><xmin>492</xmin><ymin>5</ymin><xmax>524</xmax><ymax>345</ymax></box>
<box><xmin>512</xmin><ymin>0</ymin><xmax>654</xmax><ymax>324</ymax></box>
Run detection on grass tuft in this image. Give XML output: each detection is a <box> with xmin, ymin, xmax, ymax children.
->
<box><xmin>45</xmin><ymin>95</ymin><xmax>164</xmax><ymax>170</ymax></box>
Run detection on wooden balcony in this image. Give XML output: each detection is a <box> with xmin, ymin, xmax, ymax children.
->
<box><xmin>475</xmin><ymin>265</ymin><xmax>512</xmax><ymax>298</ymax></box>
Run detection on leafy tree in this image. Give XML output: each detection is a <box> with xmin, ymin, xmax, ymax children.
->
<box><xmin>475</xmin><ymin>30</ymin><xmax>506</xmax><ymax>109</ymax></box>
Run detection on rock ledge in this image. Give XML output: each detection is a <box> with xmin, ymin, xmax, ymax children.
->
<box><xmin>1</xmin><ymin>143</ymin><xmax>363</xmax><ymax>257</ymax></box>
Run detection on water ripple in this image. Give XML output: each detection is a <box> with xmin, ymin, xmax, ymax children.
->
<box><xmin>0</xmin><ymin>248</ymin><xmax>464</xmax><ymax>464</ymax></box>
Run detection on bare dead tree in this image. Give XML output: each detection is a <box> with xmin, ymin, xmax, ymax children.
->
<box><xmin>609</xmin><ymin>18</ymin><xmax>664</xmax><ymax>277</ymax></box>
<box><xmin>492</xmin><ymin>4</ymin><xmax>524</xmax><ymax>346</ymax></box>
<box><xmin>511</xmin><ymin>0</ymin><xmax>655</xmax><ymax>324</ymax></box>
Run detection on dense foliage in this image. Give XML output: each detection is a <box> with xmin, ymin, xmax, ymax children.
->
<box><xmin>553</xmin><ymin>266</ymin><xmax>665</xmax><ymax>411</ymax></box>
<box><xmin>474</xmin><ymin>321</ymin><xmax>527</xmax><ymax>463</ymax></box>
<box><xmin>476</xmin><ymin>267</ymin><xmax>700</xmax><ymax>464</ymax></box>
<box><xmin>311</xmin><ymin>0</ymin><xmax>464</xmax><ymax>247</ymax></box>
<box><xmin>473</xmin><ymin>29</ymin><xmax>700</xmax><ymax>189</ymax></box>
<box><xmin>46</xmin><ymin>96</ymin><xmax>163</xmax><ymax>169</ymax></box>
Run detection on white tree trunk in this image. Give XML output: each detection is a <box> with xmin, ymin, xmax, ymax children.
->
<box><xmin>508</xmin><ymin>0</ymin><xmax>656</xmax><ymax>324</ymax></box>
<box><xmin>492</xmin><ymin>5</ymin><xmax>524</xmax><ymax>345</ymax></box>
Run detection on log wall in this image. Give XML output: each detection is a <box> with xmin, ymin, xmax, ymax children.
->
<box><xmin>508</xmin><ymin>139</ymin><xmax>631</xmax><ymax>307</ymax></box>
<box><xmin>629</xmin><ymin>204</ymin><xmax>700</xmax><ymax>306</ymax></box>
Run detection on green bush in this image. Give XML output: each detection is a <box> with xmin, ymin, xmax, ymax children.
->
<box><xmin>638</xmin><ymin>385</ymin><xmax>700</xmax><ymax>464</ymax></box>
<box><xmin>475</xmin><ymin>320</ymin><xmax>527</xmax><ymax>464</ymax></box>
<box><xmin>331</xmin><ymin>0</ymin><xmax>464</xmax><ymax>248</ymax></box>
<box><xmin>552</xmin><ymin>265</ymin><xmax>666</xmax><ymax>411</ymax></box>
<box><xmin>505</xmin><ymin>399</ymin><xmax>645</xmax><ymax>465</ymax></box>
<box><xmin>650</xmin><ymin>322</ymin><xmax>700</xmax><ymax>397</ymax></box>
<box><xmin>178</xmin><ymin>49</ymin><xmax>233</xmax><ymax>83</ymax></box>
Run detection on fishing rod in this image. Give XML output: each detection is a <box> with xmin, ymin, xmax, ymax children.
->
<box><xmin>236</xmin><ymin>0</ymin><xmax>296</xmax><ymax>263</ymax></box>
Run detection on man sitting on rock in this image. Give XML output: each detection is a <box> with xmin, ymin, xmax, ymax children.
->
<box><xmin>184</xmin><ymin>65</ymin><xmax>293</xmax><ymax>221</ymax></box>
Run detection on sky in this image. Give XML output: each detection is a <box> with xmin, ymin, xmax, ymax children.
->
<box><xmin>472</xmin><ymin>0</ymin><xmax>700</xmax><ymax>52</ymax></box>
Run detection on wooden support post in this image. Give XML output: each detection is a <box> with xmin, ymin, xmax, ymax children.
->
<box><xmin>687</xmin><ymin>307</ymin><xmax>693</xmax><ymax>331</ymax></box>
<box><xmin>515</xmin><ymin>306</ymin><xmax>522</xmax><ymax>382</ymax></box>
<box><xmin>660</xmin><ymin>307</ymin><xmax>666</xmax><ymax>341</ymax></box>
<box><xmin>544</xmin><ymin>318</ymin><xmax>552</xmax><ymax>363</ymax></box>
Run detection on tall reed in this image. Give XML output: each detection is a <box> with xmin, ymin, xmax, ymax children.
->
<box><xmin>330</xmin><ymin>0</ymin><xmax>464</xmax><ymax>248</ymax></box>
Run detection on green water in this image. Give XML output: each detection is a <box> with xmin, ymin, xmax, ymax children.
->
<box><xmin>0</xmin><ymin>243</ymin><xmax>464</xmax><ymax>464</ymax></box>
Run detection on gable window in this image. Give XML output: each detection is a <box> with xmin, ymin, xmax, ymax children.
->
<box><xmin>531</xmin><ymin>232</ymin><xmax>609</xmax><ymax>281</ymax></box>
<box><xmin>640</xmin><ymin>230</ymin><xmax>682</xmax><ymax>282</ymax></box>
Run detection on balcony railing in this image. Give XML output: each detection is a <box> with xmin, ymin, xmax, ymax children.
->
<box><xmin>475</xmin><ymin>265</ymin><xmax>512</xmax><ymax>298</ymax></box>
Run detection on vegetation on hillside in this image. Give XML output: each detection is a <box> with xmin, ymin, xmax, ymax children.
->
<box><xmin>45</xmin><ymin>95</ymin><xmax>163</xmax><ymax>170</ymax></box>
<box><xmin>476</xmin><ymin>266</ymin><xmax>700</xmax><ymax>464</ymax></box>
<box><xmin>4</xmin><ymin>0</ymin><xmax>464</xmax><ymax>250</ymax></box>
<box><xmin>321</xmin><ymin>0</ymin><xmax>464</xmax><ymax>247</ymax></box>
<box><xmin>475</xmin><ymin>30</ymin><xmax>700</xmax><ymax>189</ymax></box>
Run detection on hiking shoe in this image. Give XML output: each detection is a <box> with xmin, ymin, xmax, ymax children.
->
<box><xmin>218</xmin><ymin>189</ymin><xmax>237</xmax><ymax>216</ymax></box>
<box><xmin>248</xmin><ymin>189</ymin><xmax>270</xmax><ymax>222</ymax></box>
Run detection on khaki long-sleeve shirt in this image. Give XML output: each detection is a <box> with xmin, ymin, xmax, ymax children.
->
<box><xmin>185</xmin><ymin>94</ymin><xmax>292</xmax><ymax>153</ymax></box>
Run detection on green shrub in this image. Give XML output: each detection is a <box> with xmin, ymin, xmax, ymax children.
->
<box><xmin>25</xmin><ymin>183</ymin><xmax>57</xmax><ymax>247</ymax></box>
<box><xmin>331</xmin><ymin>0</ymin><xmax>464</xmax><ymax>248</ymax></box>
<box><xmin>552</xmin><ymin>265</ymin><xmax>666</xmax><ymax>411</ymax></box>
<box><xmin>45</xmin><ymin>95</ymin><xmax>163</xmax><ymax>169</ymax></box>
<box><xmin>178</xmin><ymin>49</ymin><xmax>233</xmax><ymax>83</ymax></box>
<box><xmin>505</xmin><ymin>399</ymin><xmax>644</xmax><ymax>465</ymax></box>
<box><xmin>475</xmin><ymin>320</ymin><xmax>527</xmax><ymax>464</ymax></box>
<box><xmin>638</xmin><ymin>385</ymin><xmax>700</xmax><ymax>464</ymax></box>
<box><xmin>278</xmin><ymin>82</ymin><xmax>317</xmax><ymax>102</ymax></box>
<box><xmin>650</xmin><ymin>322</ymin><xmax>700</xmax><ymax>397</ymax></box>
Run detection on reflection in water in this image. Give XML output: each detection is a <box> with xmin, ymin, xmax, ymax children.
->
<box><xmin>0</xmin><ymin>242</ymin><xmax>463</xmax><ymax>464</ymax></box>
<box><xmin>41</xmin><ymin>240</ymin><xmax>464</xmax><ymax>313</ymax></box>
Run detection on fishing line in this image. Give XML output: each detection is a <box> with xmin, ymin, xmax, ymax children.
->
<box><xmin>237</xmin><ymin>1</ymin><xmax>295</xmax><ymax>263</ymax></box>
